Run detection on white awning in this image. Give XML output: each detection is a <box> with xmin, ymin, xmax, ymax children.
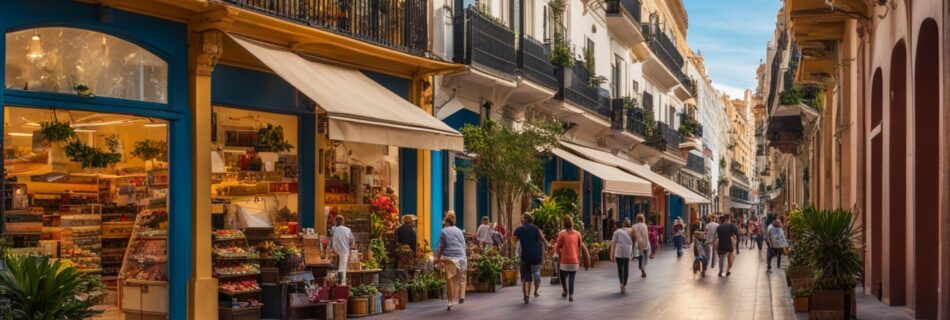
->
<box><xmin>551</xmin><ymin>148</ymin><xmax>652</xmax><ymax>197</ymax></box>
<box><xmin>731</xmin><ymin>202</ymin><xmax>754</xmax><ymax>210</ymax></box>
<box><xmin>559</xmin><ymin>141</ymin><xmax>709</xmax><ymax>204</ymax></box>
<box><xmin>229</xmin><ymin>35</ymin><xmax>464</xmax><ymax>151</ymax></box>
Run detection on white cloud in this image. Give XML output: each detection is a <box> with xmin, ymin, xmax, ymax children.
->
<box><xmin>713</xmin><ymin>83</ymin><xmax>748</xmax><ymax>99</ymax></box>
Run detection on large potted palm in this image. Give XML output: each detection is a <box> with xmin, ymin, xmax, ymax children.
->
<box><xmin>796</xmin><ymin>207</ymin><xmax>861</xmax><ymax>319</ymax></box>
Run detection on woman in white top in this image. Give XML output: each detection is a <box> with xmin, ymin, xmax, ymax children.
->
<box><xmin>475</xmin><ymin>216</ymin><xmax>494</xmax><ymax>248</ymax></box>
<box><xmin>632</xmin><ymin>214</ymin><xmax>651</xmax><ymax>278</ymax></box>
<box><xmin>610</xmin><ymin>218</ymin><xmax>636</xmax><ymax>293</ymax></box>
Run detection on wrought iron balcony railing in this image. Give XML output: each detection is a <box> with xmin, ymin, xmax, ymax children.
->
<box><xmin>605</xmin><ymin>0</ymin><xmax>642</xmax><ymax>26</ymax></box>
<box><xmin>686</xmin><ymin>152</ymin><xmax>705</xmax><ymax>175</ymax></box>
<box><xmin>625</xmin><ymin>108</ymin><xmax>650</xmax><ymax>138</ymax></box>
<box><xmin>557</xmin><ymin>62</ymin><xmax>611</xmax><ymax>118</ymax></box>
<box><xmin>222</xmin><ymin>0</ymin><xmax>428</xmax><ymax>56</ymax></box>
<box><xmin>650</xmin><ymin>121</ymin><xmax>682</xmax><ymax>151</ymax></box>
<box><xmin>642</xmin><ymin>23</ymin><xmax>690</xmax><ymax>87</ymax></box>
<box><xmin>454</xmin><ymin>7</ymin><xmax>517</xmax><ymax>79</ymax></box>
<box><xmin>518</xmin><ymin>35</ymin><xmax>557</xmax><ymax>90</ymax></box>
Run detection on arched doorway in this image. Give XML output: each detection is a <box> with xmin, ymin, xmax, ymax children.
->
<box><xmin>912</xmin><ymin>18</ymin><xmax>939</xmax><ymax>318</ymax></box>
<box><xmin>886</xmin><ymin>40</ymin><xmax>908</xmax><ymax>306</ymax></box>
<box><xmin>870</xmin><ymin>68</ymin><xmax>884</xmax><ymax>300</ymax></box>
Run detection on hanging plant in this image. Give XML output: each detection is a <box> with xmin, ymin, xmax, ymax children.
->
<box><xmin>64</xmin><ymin>140</ymin><xmax>121</xmax><ymax>168</ymax></box>
<box><xmin>105</xmin><ymin>134</ymin><xmax>121</xmax><ymax>152</ymax></box>
<box><xmin>73</xmin><ymin>84</ymin><xmax>94</xmax><ymax>97</ymax></box>
<box><xmin>39</xmin><ymin>121</ymin><xmax>76</xmax><ymax>145</ymax></box>
<box><xmin>131</xmin><ymin>139</ymin><xmax>165</xmax><ymax>162</ymax></box>
<box><xmin>256</xmin><ymin>124</ymin><xmax>294</xmax><ymax>153</ymax></box>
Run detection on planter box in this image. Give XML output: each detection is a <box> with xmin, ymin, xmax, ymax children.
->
<box><xmin>810</xmin><ymin>288</ymin><xmax>855</xmax><ymax>320</ymax></box>
<box><xmin>793</xmin><ymin>296</ymin><xmax>810</xmax><ymax>313</ymax></box>
<box><xmin>348</xmin><ymin>297</ymin><xmax>369</xmax><ymax>316</ymax></box>
<box><xmin>502</xmin><ymin>270</ymin><xmax>518</xmax><ymax>286</ymax></box>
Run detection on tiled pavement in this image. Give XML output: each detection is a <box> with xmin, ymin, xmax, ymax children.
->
<box><xmin>377</xmin><ymin>244</ymin><xmax>797</xmax><ymax>320</ymax></box>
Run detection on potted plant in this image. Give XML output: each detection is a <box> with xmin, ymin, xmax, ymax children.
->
<box><xmin>392</xmin><ymin>281</ymin><xmax>408</xmax><ymax>309</ymax></box>
<box><xmin>273</xmin><ymin>245</ymin><xmax>304</xmax><ymax>274</ymax></box>
<box><xmin>793</xmin><ymin>287</ymin><xmax>812</xmax><ymax>313</ymax></box>
<box><xmin>501</xmin><ymin>257</ymin><xmax>519</xmax><ymax>287</ymax></box>
<box><xmin>348</xmin><ymin>285</ymin><xmax>377</xmax><ymax>316</ymax></box>
<box><xmin>64</xmin><ymin>139</ymin><xmax>121</xmax><ymax>169</ymax></box>
<box><xmin>0</xmin><ymin>255</ymin><xmax>104</xmax><ymax>319</ymax></box>
<box><xmin>471</xmin><ymin>247</ymin><xmax>504</xmax><ymax>292</ymax></box>
<box><xmin>796</xmin><ymin>207</ymin><xmax>861</xmax><ymax>319</ymax></box>
<box><xmin>428</xmin><ymin>277</ymin><xmax>446</xmax><ymax>300</ymax></box>
<box><xmin>73</xmin><ymin>84</ymin><xmax>93</xmax><ymax>97</ymax></box>
<box><xmin>39</xmin><ymin>120</ymin><xmax>76</xmax><ymax>169</ymax></box>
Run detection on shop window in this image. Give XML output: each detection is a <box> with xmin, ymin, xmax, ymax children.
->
<box><xmin>2</xmin><ymin>106</ymin><xmax>170</xmax><ymax>316</ymax></box>
<box><xmin>5</xmin><ymin>27</ymin><xmax>168</xmax><ymax>103</ymax></box>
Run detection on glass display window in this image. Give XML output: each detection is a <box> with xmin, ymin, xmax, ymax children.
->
<box><xmin>5</xmin><ymin>27</ymin><xmax>168</xmax><ymax>103</ymax></box>
<box><xmin>1</xmin><ymin>106</ymin><xmax>171</xmax><ymax>316</ymax></box>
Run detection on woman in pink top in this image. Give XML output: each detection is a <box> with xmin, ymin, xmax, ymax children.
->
<box><xmin>555</xmin><ymin>216</ymin><xmax>589</xmax><ymax>302</ymax></box>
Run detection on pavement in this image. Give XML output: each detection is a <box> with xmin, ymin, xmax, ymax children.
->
<box><xmin>376</xmin><ymin>243</ymin><xmax>797</xmax><ymax>320</ymax></box>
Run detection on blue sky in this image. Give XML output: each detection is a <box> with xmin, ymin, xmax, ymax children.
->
<box><xmin>682</xmin><ymin>0</ymin><xmax>782</xmax><ymax>99</ymax></box>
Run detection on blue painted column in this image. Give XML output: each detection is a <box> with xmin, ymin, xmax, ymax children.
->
<box><xmin>430</xmin><ymin>150</ymin><xmax>444</xmax><ymax>251</ymax></box>
<box><xmin>298</xmin><ymin>115</ymin><xmax>316</xmax><ymax>228</ymax></box>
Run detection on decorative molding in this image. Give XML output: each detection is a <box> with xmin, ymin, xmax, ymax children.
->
<box><xmin>188</xmin><ymin>8</ymin><xmax>235</xmax><ymax>76</ymax></box>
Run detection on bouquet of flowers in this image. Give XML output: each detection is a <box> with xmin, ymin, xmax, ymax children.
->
<box><xmin>371</xmin><ymin>191</ymin><xmax>399</xmax><ymax>232</ymax></box>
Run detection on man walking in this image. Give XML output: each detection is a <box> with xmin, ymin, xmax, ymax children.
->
<box><xmin>331</xmin><ymin>216</ymin><xmax>355</xmax><ymax>285</ymax></box>
<box><xmin>716</xmin><ymin>214</ymin><xmax>740</xmax><ymax>277</ymax></box>
<box><xmin>705</xmin><ymin>214</ymin><xmax>720</xmax><ymax>267</ymax></box>
<box><xmin>512</xmin><ymin>213</ymin><xmax>547</xmax><ymax>304</ymax></box>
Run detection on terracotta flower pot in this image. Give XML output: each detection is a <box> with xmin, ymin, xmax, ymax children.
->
<box><xmin>794</xmin><ymin>296</ymin><xmax>810</xmax><ymax>313</ymax></box>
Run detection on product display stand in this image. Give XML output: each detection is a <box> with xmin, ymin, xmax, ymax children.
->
<box><xmin>119</xmin><ymin>210</ymin><xmax>169</xmax><ymax>320</ymax></box>
<box><xmin>213</xmin><ymin>229</ymin><xmax>263</xmax><ymax>320</ymax></box>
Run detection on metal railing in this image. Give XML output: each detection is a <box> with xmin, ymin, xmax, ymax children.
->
<box><xmin>686</xmin><ymin>153</ymin><xmax>705</xmax><ymax>175</ymax></box>
<box><xmin>626</xmin><ymin>108</ymin><xmax>650</xmax><ymax>138</ymax></box>
<box><xmin>642</xmin><ymin>23</ymin><xmax>689</xmax><ymax>88</ymax></box>
<box><xmin>221</xmin><ymin>0</ymin><xmax>428</xmax><ymax>56</ymax></box>
<box><xmin>557</xmin><ymin>62</ymin><xmax>611</xmax><ymax>118</ymax></box>
<box><xmin>519</xmin><ymin>35</ymin><xmax>557</xmax><ymax>90</ymax></box>
<box><xmin>654</xmin><ymin>121</ymin><xmax>682</xmax><ymax>150</ymax></box>
<box><xmin>605</xmin><ymin>0</ymin><xmax>642</xmax><ymax>25</ymax></box>
<box><xmin>454</xmin><ymin>7</ymin><xmax>517</xmax><ymax>78</ymax></box>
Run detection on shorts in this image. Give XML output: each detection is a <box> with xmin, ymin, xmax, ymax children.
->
<box><xmin>520</xmin><ymin>262</ymin><xmax>541</xmax><ymax>283</ymax></box>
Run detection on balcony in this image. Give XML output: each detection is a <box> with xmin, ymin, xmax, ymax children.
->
<box><xmin>625</xmin><ymin>108</ymin><xmax>650</xmax><ymax>139</ymax></box>
<box><xmin>685</xmin><ymin>152</ymin><xmax>705</xmax><ymax>175</ymax></box>
<box><xmin>605</xmin><ymin>0</ymin><xmax>644</xmax><ymax>47</ymax></box>
<box><xmin>518</xmin><ymin>35</ymin><xmax>557</xmax><ymax>90</ymax></box>
<box><xmin>454</xmin><ymin>7</ymin><xmax>517</xmax><ymax>80</ymax></box>
<box><xmin>222</xmin><ymin>0</ymin><xmax>428</xmax><ymax>56</ymax></box>
<box><xmin>648</xmin><ymin>121</ymin><xmax>682</xmax><ymax>152</ymax></box>
<box><xmin>556</xmin><ymin>62</ymin><xmax>611</xmax><ymax>119</ymax></box>
<box><xmin>640</xmin><ymin>23</ymin><xmax>691</xmax><ymax>98</ymax></box>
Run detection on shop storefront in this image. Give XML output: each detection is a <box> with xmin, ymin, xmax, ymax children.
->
<box><xmin>1</xmin><ymin>3</ymin><xmax>191</xmax><ymax>317</ymax></box>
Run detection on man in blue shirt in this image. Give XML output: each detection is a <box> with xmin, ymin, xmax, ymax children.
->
<box><xmin>512</xmin><ymin>213</ymin><xmax>548</xmax><ymax>304</ymax></box>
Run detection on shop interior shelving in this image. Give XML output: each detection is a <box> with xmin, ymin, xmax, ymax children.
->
<box><xmin>213</xmin><ymin>230</ymin><xmax>263</xmax><ymax>320</ymax></box>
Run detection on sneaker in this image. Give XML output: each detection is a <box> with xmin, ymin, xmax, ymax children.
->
<box><xmin>727</xmin><ymin>272</ymin><xmax>731</xmax><ymax>276</ymax></box>
<box><xmin>718</xmin><ymin>273</ymin><xmax>723</xmax><ymax>277</ymax></box>
<box><xmin>569</xmin><ymin>296</ymin><xmax>574</xmax><ymax>302</ymax></box>
<box><xmin>459</xmin><ymin>298</ymin><xmax>464</xmax><ymax>304</ymax></box>
<box><xmin>641</xmin><ymin>272</ymin><xmax>647</xmax><ymax>278</ymax></box>
<box><xmin>534</xmin><ymin>291</ymin><xmax>540</xmax><ymax>297</ymax></box>
<box><xmin>562</xmin><ymin>292</ymin><xmax>567</xmax><ymax>298</ymax></box>
<box><xmin>524</xmin><ymin>296</ymin><xmax>529</xmax><ymax>304</ymax></box>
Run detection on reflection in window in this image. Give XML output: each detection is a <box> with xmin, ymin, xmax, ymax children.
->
<box><xmin>5</xmin><ymin>27</ymin><xmax>168</xmax><ymax>103</ymax></box>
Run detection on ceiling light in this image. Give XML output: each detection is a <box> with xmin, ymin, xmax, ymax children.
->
<box><xmin>27</xmin><ymin>33</ymin><xmax>45</xmax><ymax>61</ymax></box>
<box><xmin>73</xmin><ymin>129</ymin><xmax>96</xmax><ymax>133</ymax></box>
<box><xmin>8</xmin><ymin>132</ymin><xmax>33</xmax><ymax>137</ymax></box>
<box><xmin>144</xmin><ymin>122</ymin><xmax>167</xmax><ymax>127</ymax></box>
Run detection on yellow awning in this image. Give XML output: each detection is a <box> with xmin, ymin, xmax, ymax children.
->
<box><xmin>551</xmin><ymin>148</ymin><xmax>653</xmax><ymax>197</ymax></box>
<box><xmin>560</xmin><ymin>141</ymin><xmax>709</xmax><ymax>204</ymax></box>
<box><xmin>229</xmin><ymin>34</ymin><xmax>464</xmax><ymax>151</ymax></box>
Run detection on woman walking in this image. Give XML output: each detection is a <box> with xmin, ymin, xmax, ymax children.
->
<box><xmin>436</xmin><ymin>215</ymin><xmax>468</xmax><ymax>310</ymax></box>
<box><xmin>766</xmin><ymin>219</ymin><xmax>788</xmax><ymax>272</ymax></box>
<box><xmin>648</xmin><ymin>218</ymin><xmax>662</xmax><ymax>259</ymax></box>
<box><xmin>673</xmin><ymin>218</ymin><xmax>686</xmax><ymax>257</ymax></box>
<box><xmin>555</xmin><ymin>216</ymin><xmax>589</xmax><ymax>302</ymax></box>
<box><xmin>632</xmin><ymin>214</ymin><xmax>651</xmax><ymax>277</ymax></box>
<box><xmin>610</xmin><ymin>218</ymin><xmax>635</xmax><ymax>293</ymax></box>
<box><xmin>691</xmin><ymin>222</ymin><xmax>708</xmax><ymax>277</ymax></box>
